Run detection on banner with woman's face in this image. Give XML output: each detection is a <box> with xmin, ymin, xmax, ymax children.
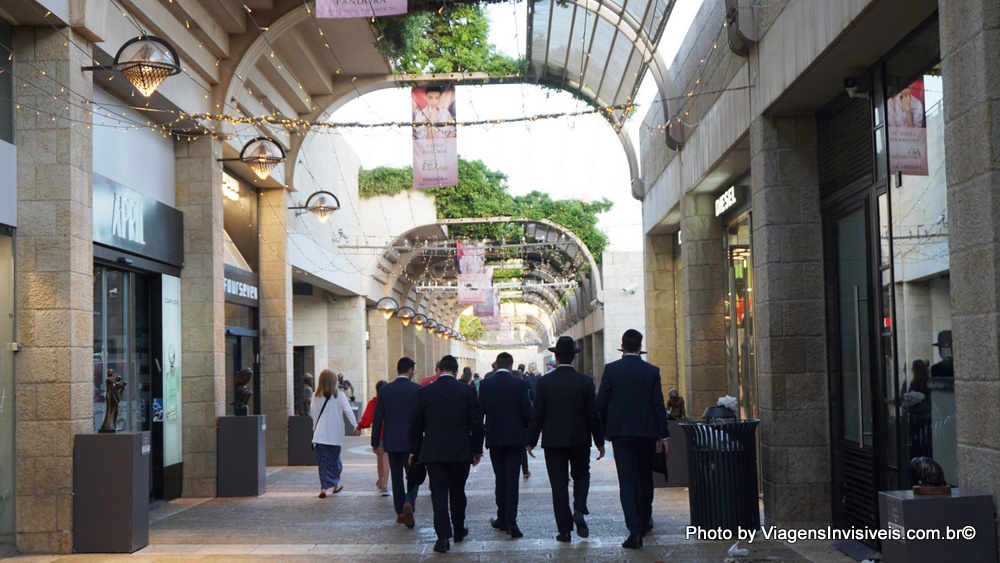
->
<box><xmin>412</xmin><ymin>86</ymin><xmax>458</xmax><ymax>188</ymax></box>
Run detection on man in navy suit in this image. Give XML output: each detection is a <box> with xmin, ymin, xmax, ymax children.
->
<box><xmin>527</xmin><ymin>336</ymin><xmax>605</xmax><ymax>543</ymax></box>
<box><xmin>478</xmin><ymin>351</ymin><xmax>531</xmax><ymax>538</ymax></box>
<box><xmin>597</xmin><ymin>329</ymin><xmax>670</xmax><ymax>549</ymax></box>
<box><xmin>409</xmin><ymin>355</ymin><xmax>485</xmax><ymax>553</ymax></box>
<box><xmin>372</xmin><ymin>357</ymin><xmax>423</xmax><ymax>528</ymax></box>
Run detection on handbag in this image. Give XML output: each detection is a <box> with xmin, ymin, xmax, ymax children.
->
<box><xmin>311</xmin><ymin>396</ymin><xmax>330</xmax><ymax>450</ymax></box>
<box><xmin>652</xmin><ymin>441</ymin><xmax>669</xmax><ymax>478</ymax></box>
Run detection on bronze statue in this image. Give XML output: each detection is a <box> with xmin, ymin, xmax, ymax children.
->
<box><xmin>99</xmin><ymin>369</ymin><xmax>126</xmax><ymax>433</ymax></box>
<box><xmin>667</xmin><ymin>387</ymin><xmax>686</xmax><ymax>420</ymax></box>
<box><xmin>910</xmin><ymin>456</ymin><xmax>951</xmax><ymax>494</ymax></box>
<box><xmin>234</xmin><ymin>367</ymin><xmax>253</xmax><ymax>416</ymax></box>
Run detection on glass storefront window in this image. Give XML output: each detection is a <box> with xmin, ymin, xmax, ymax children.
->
<box><xmin>723</xmin><ymin>212</ymin><xmax>757</xmax><ymax>421</ymax></box>
<box><xmin>884</xmin><ymin>21</ymin><xmax>954</xmax><ymax>485</ymax></box>
<box><xmin>92</xmin><ymin>265</ymin><xmax>152</xmax><ymax>433</ymax></box>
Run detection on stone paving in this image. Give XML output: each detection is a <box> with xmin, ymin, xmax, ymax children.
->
<box><xmin>9</xmin><ymin>436</ymin><xmax>858</xmax><ymax>562</ymax></box>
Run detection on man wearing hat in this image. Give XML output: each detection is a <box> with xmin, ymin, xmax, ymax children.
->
<box><xmin>527</xmin><ymin>336</ymin><xmax>605</xmax><ymax>543</ymax></box>
<box><xmin>543</xmin><ymin>359</ymin><xmax>557</xmax><ymax>374</ymax></box>
<box><xmin>597</xmin><ymin>329</ymin><xmax>669</xmax><ymax>549</ymax></box>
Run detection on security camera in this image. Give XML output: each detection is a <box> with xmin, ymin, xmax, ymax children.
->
<box><xmin>844</xmin><ymin>76</ymin><xmax>868</xmax><ymax>99</ymax></box>
<box><xmin>623</xmin><ymin>283</ymin><xmax>639</xmax><ymax>294</ymax></box>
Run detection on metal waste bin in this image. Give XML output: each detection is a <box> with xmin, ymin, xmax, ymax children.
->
<box><xmin>680</xmin><ymin>419</ymin><xmax>760</xmax><ymax>532</ymax></box>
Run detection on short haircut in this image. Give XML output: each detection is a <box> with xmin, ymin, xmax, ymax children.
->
<box><xmin>375</xmin><ymin>379</ymin><xmax>387</xmax><ymax>392</ymax></box>
<box><xmin>397</xmin><ymin>356</ymin><xmax>416</xmax><ymax>374</ymax></box>
<box><xmin>621</xmin><ymin>329</ymin><xmax>643</xmax><ymax>353</ymax></box>
<box><xmin>425</xmin><ymin>85</ymin><xmax>444</xmax><ymax>95</ymax></box>
<box><xmin>439</xmin><ymin>355</ymin><xmax>459</xmax><ymax>374</ymax></box>
<box><xmin>495</xmin><ymin>352</ymin><xmax>514</xmax><ymax>369</ymax></box>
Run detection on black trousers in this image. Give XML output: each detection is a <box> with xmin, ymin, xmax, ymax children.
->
<box><xmin>386</xmin><ymin>451</ymin><xmax>420</xmax><ymax>515</ymax></box>
<box><xmin>543</xmin><ymin>446</ymin><xmax>592</xmax><ymax>533</ymax></box>
<box><xmin>612</xmin><ymin>437</ymin><xmax>656</xmax><ymax>533</ymax></box>
<box><xmin>426</xmin><ymin>462</ymin><xmax>471</xmax><ymax>540</ymax></box>
<box><xmin>521</xmin><ymin>448</ymin><xmax>530</xmax><ymax>475</ymax></box>
<box><xmin>489</xmin><ymin>445</ymin><xmax>524</xmax><ymax>528</ymax></box>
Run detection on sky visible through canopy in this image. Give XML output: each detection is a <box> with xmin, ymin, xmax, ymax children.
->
<box><xmin>332</xmin><ymin>0</ymin><xmax>703</xmax><ymax>252</ymax></box>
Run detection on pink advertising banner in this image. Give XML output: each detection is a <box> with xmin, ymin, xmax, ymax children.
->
<box><xmin>315</xmin><ymin>0</ymin><xmax>407</xmax><ymax>18</ymax></box>
<box><xmin>456</xmin><ymin>241</ymin><xmax>485</xmax><ymax>274</ymax></box>
<box><xmin>888</xmin><ymin>77</ymin><xmax>929</xmax><ymax>176</ymax></box>
<box><xmin>457</xmin><ymin>273</ymin><xmax>491</xmax><ymax>304</ymax></box>
<box><xmin>412</xmin><ymin>86</ymin><xmax>458</xmax><ymax>188</ymax></box>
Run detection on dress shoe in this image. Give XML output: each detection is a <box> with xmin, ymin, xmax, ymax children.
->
<box><xmin>622</xmin><ymin>533</ymin><xmax>643</xmax><ymax>549</ymax></box>
<box><xmin>507</xmin><ymin>524</ymin><xmax>523</xmax><ymax>538</ymax></box>
<box><xmin>402</xmin><ymin>502</ymin><xmax>415</xmax><ymax>529</ymax></box>
<box><xmin>396</xmin><ymin>514</ymin><xmax>407</xmax><ymax>524</ymax></box>
<box><xmin>433</xmin><ymin>538</ymin><xmax>450</xmax><ymax>553</ymax></box>
<box><xmin>556</xmin><ymin>532</ymin><xmax>572</xmax><ymax>542</ymax></box>
<box><xmin>454</xmin><ymin>525</ymin><xmax>469</xmax><ymax>543</ymax></box>
<box><xmin>572</xmin><ymin>511</ymin><xmax>589</xmax><ymax>538</ymax></box>
<box><xmin>490</xmin><ymin>517</ymin><xmax>504</xmax><ymax>530</ymax></box>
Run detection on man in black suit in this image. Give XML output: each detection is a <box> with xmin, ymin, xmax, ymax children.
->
<box><xmin>372</xmin><ymin>357</ymin><xmax>423</xmax><ymax>528</ymax></box>
<box><xmin>527</xmin><ymin>336</ymin><xmax>605</xmax><ymax>542</ymax></box>
<box><xmin>597</xmin><ymin>329</ymin><xmax>670</xmax><ymax>549</ymax></box>
<box><xmin>478</xmin><ymin>351</ymin><xmax>531</xmax><ymax>538</ymax></box>
<box><xmin>409</xmin><ymin>355</ymin><xmax>485</xmax><ymax>553</ymax></box>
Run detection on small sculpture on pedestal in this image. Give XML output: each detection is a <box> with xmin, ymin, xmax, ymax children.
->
<box><xmin>910</xmin><ymin>456</ymin><xmax>951</xmax><ymax>495</ymax></box>
<box><xmin>99</xmin><ymin>369</ymin><xmax>126</xmax><ymax>433</ymax></box>
<box><xmin>233</xmin><ymin>367</ymin><xmax>253</xmax><ymax>416</ymax></box>
<box><xmin>666</xmin><ymin>387</ymin><xmax>686</xmax><ymax>420</ymax></box>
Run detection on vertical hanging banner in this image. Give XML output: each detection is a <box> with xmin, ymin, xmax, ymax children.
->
<box><xmin>315</xmin><ymin>0</ymin><xmax>407</xmax><ymax>18</ymax></box>
<box><xmin>456</xmin><ymin>241</ymin><xmax>485</xmax><ymax>274</ymax></box>
<box><xmin>412</xmin><ymin>86</ymin><xmax>458</xmax><ymax>188</ymax></box>
<box><xmin>888</xmin><ymin>77</ymin><xmax>929</xmax><ymax>176</ymax></box>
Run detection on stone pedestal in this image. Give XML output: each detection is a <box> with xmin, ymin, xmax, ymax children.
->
<box><xmin>217</xmin><ymin>416</ymin><xmax>266</xmax><ymax>497</ymax></box>
<box><xmin>879</xmin><ymin>489</ymin><xmax>996</xmax><ymax>563</ymax></box>
<box><xmin>287</xmin><ymin>415</ymin><xmax>317</xmax><ymax>466</ymax></box>
<box><xmin>73</xmin><ymin>432</ymin><xmax>150</xmax><ymax>553</ymax></box>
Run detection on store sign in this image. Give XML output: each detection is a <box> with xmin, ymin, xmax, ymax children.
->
<box><xmin>715</xmin><ymin>186</ymin><xmax>738</xmax><ymax>217</ymax></box>
<box><xmin>224</xmin><ymin>265</ymin><xmax>260</xmax><ymax>307</ymax></box>
<box><xmin>93</xmin><ymin>174</ymin><xmax>184</xmax><ymax>267</ymax></box>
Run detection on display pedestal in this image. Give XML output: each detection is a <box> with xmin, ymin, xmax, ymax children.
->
<box><xmin>217</xmin><ymin>415</ymin><xmax>266</xmax><ymax>497</ymax></box>
<box><xmin>879</xmin><ymin>488</ymin><xmax>996</xmax><ymax>563</ymax></box>
<box><xmin>654</xmin><ymin>419</ymin><xmax>689</xmax><ymax>488</ymax></box>
<box><xmin>288</xmin><ymin>415</ymin><xmax>316</xmax><ymax>466</ymax></box>
<box><xmin>73</xmin><ymin>432</ymin><xmax>150</xmax><ymax>553</ymax></box>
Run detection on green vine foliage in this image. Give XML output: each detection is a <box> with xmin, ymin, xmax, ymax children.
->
<box><xmin>358</xmin><ymin>158</ymin><xmax>612</xmax><ymax>262</ymax></box>
<box><xmin>378</xmin><ymin>4</ymin><xmax>528</xmax><ymax>75</ymax></box>
<box><xmin>458</xmin><ymin>313</ymin><xmax>486</xmax><ymax>341</ymax></box>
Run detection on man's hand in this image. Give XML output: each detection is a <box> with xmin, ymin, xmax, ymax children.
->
<box><xmin>656</xmin><ymin>439</ymin><xmax>670</xmax><ymax>455</ymax></box>
<box><xmin>408</xmin><ymin>454</ymin><xmax>415</xmax><ymax>465</ymax></box>
<box><xmin>352</xmin><ymin>427</ymin><xmax>363</xmax><ymax>436</ymax></box>
<box><xmin>596</xmin><ymin>445</ymin><xmax>605</xmax><ymax>460</ymax></box>
<box><xmin>373</xmin><ymin>445</ymin><xmax>384</xmax><ymax>455</ymax></box>
<box><xmin>526</xmin><ymin>446</ymin><xmax>535</xmax><ymax>459</ymax></box>
<box><xmin>473</xmin><ymin>454</ymin><xmax>482</xmax><ymax>466</ymax></box>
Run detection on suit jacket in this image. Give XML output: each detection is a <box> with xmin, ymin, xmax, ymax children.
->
<box><xmin>596</xmin><ymin>355</ymin><xmax>669</xmax><ymax>440</ymax></box>
<box><xmin>372</xmin><ymin>376</ymin><xmax>421</xmax><ymax>452</ymax></box>
<box><xmin>527</xmin><ymin>365</ymin><xmax>604</xmax><ymax>448</ymax></box>
<box><xmin>409</xmin><ymin>375</ymin><xmax>485</xmax><ymax>463</ymax></box>
<box><xmin>478</xmin><ymin>370</ymin><xmax>531</xmax><ymax>448</ymax></box>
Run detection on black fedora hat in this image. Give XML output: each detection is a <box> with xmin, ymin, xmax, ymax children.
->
<box><xmin>547</xmin><ymin>336</ymin><xmax>580</xmax><ymax>355</ymax></box>
<box><xmin>932</xmin><ymin>330</ymin><xmax>952</xmax><ymax>348</ymax></box>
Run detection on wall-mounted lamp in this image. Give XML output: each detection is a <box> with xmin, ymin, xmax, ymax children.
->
<box><xmin>425</xmin><ymin>319</ymin><xmax>438</xmax><ymax>332</ymax></box>
<box><xmin>395</xmin><ymin>306</ymin><xmax>416</xmax><ymax>326</ymax></box>
<box><xmin>375</xmin><ymin>296</ymin><xmax>400</xmax><ymax>320</ymax></box>
<box><xmin>82</xmin><ymin>35</ymin><xmax>180</xmax><ymax>97</ymax></box>
<box><xmin>218</xmin><ymin>137</ymin><xmax>286</xmax><ymax>180</ymax></box>
<box><xmin>289</xmin><ymin>190</ymin><xmax>341</xmax><ymax>223</ymax></box>
<box><xmin>412</xmin><ymin>314</ymin><xmax>428</xmax><ymax>331</ymax></box>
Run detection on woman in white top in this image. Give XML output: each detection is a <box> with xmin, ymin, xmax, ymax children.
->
<box><xmin>313</xmin><ymin>369</ymin><xmax>358</xmax><ymax>498</ymax></box>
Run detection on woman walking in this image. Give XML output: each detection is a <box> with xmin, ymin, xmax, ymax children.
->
<box><xmin>313</xmin><ymin>369</ymin><xmax>358</xmax><ymax>498</ymax></box>
<box><xmin>355</xmin><ymin>379</ymin><xmax>390</xmax><ymax>496</ymax></box>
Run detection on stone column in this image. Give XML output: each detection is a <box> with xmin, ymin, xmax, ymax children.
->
<box><xmin>14</xmin><ymin>27</ymin><xmax>94</xmax><ymax>554</ymax></box>
<box><xmin>940</xmin><ymin>0</ymin><xmax>1000</xmax><ymax>539</ymax></box>
<box><xmin>258</xmin><ymin>188</ymin><xmax>292</xmax><ymax>466</ymax></box>
<box><xmin>367</xmin><ymin>310</ymin><xmax>389</xmax><ymax>384</ymax></box>
<box><xmin>645</xmin><ymin>234</ymin><xmax>681</xmax><ymax>397</ymax></box>
<box><xmin>387</xmin><ymin>318</ymin><xmax>404</xmax><ymax>369</ymax></box>
<box><xmin>750</xmin><ymin>114</ymin><xmax>829</xmax><ymax>528</ymax></box>
<box><xmin>175</xmin><ymin>136</ymin><xmax>226</xmax><ymax>498</ymax></box>
<box><xmin>680</xmin><ymin>193</ymin><xmax>726</xmax><ymax>416</ymax></box>
<box><xmin>327</xmin><ymin>297</ymin><xmax>367</xmax><ymax>400</ymax></box>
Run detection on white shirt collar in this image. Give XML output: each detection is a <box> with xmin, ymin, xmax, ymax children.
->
<box><xmin>439</xmin><ymin>373</ymin><xmax>456</xmax><ymax>378</ymax></box>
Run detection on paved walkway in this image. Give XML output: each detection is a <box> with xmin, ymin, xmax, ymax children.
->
<box><xmin>10</xmin><ymin>436</ymin><xmax>857</xmax><ymax>562</ymax></box>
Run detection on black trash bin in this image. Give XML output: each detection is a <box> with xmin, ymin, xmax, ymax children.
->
<box><xmin>680</xmin><ymin>419</ymin><xmax>761</xmax><ymax>532</ymax></box>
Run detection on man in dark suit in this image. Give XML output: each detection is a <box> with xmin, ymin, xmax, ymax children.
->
<box><xmin>597</xmin><ymin>329</ymin><xmax>670</xmax><ymax>549</ymax></box>
<box><xmin>527</xmin><ymin>336</ymin><xmax>605</xmax><ymax>543</ymax></box>
<box><xmin>372</xmin><ymin>357</ymin><xmax>423</xmax><ymax>528</ymax></box>
<box><xmin>478</xmin><ymin>351</ymin><xmax>531</xmax><ymax>538</ymax></box>
<box><xmin>409</xmin><ymin>355</ymin><xmax>485</xmax><ymax>553</ymax></box>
